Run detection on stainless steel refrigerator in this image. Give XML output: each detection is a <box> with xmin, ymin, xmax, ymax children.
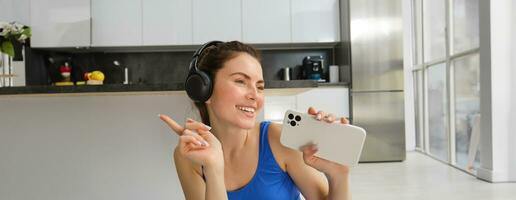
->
<box><xmin>339</xmin><ymin>0</ymin><xmax>405</xmax><ymax>162</ymax></box>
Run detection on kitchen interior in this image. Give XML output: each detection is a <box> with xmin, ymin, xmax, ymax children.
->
<box><xmin>1</xmin><ymin>0</ymin><xmax>515</xmax><ymax>200</ymax></box>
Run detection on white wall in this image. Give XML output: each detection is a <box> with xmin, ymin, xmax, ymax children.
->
<box><xmin>401</xmin><ymin>0</ymin><xmax>416</xmax><ymax>152</ymax></box>
<box><xmin>477</xmin><ymin>0</ymin><xmax>516</xmax><ymax>182</ymax></box>
<box><xmin>0</xmin><ymin>0</ymin><xmax>30</xmax><ymax>25</ymax></box>
<box><xmin>511</xmin><ymin>0</ymin><xmax>516</xmax><ymax>182</ymax></box>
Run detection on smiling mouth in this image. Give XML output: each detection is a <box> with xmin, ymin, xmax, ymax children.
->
<box><xmin>236</xmin><ymin>106</ymin><xmax>255</xmax><ymax>114</ymax></box>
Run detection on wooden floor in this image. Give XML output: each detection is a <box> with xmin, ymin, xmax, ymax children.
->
<box><xmin>349</xmin><ymin>152</ymin><xmax>515</xmax><ymax>200</ymax></box>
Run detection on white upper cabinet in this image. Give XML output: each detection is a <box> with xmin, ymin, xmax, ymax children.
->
<box><xmin>192</xmin><ymin>0</ymin><xmax>242</xmax><ymax>44</ymax></box>
<box><xmin>27</xmin><ymin>0</ymin><xmax>340</xmax><ymax>47</ymax></box>
<box><xmin>91</xmin><ymin>0</ymin><xmax>142</xmax><ymax>46</ymax></box>
<box><xmin>242</xmin><ymin>0</ymin><xmax>291</xmax><ymax>44</ymax></box>
<box><xmin>291</xmin><ymin>0</ymin><xmax>340</xmax><ymax>43</ymax></box>
<box><xmin>30</xmin><ymin>0</ymin><xmax>90</xmax><ymax>47</ymax></box>
<box><xmin>142</xmin><ymin>0</ymin><xmax>192</xmax><ymax>45</ymax></box>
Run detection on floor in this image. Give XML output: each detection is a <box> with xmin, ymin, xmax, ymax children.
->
<box><xmin>349</xmin><ymin>152</ymin><xmax>515</xmax><ymax>200</ymax></box>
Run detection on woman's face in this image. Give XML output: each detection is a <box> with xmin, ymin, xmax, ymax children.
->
<box><xmin>206</xmin><ymin>53</ymin><xmax>265</xmax><ymax>129</ymax></box>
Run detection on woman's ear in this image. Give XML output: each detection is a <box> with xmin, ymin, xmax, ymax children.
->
<box><xmin>205</xmin><ymin>98</ymin><xmax>211</xmax><ymax>104</ymax></box>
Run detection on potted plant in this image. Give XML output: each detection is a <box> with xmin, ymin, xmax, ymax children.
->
<box><xmin>0</xmin><ymin>21</ymin><xmax>31</xmax><ymax>61</ymax></box>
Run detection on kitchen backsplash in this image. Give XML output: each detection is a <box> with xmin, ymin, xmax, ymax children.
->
<box><xmin>24</xmin><ymin>47</ymin><xmax>346</xmax><ymax>86</ymax></box>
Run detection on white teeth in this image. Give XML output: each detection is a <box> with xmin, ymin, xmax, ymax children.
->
<box><xmin>237</xmin><ymin>106</ymin><xmax>255</xmax><ymax>113</ymax></box>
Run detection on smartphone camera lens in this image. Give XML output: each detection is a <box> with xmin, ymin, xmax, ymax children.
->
<box><xmin>288</xmin><ymin>114</ymin><xmax>294</xmax><ymax>120</ymax></box>
<box><xmin>295</xmin><ymin>115</ymin><xmax>301</xmax><ymax>121</ymax></box>
<box><xmin>290</xmin><ymin>121</ymin><xmax>296</xmax><ymax>126</ymax></box>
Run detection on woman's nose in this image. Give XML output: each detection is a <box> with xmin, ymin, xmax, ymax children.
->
<box><xmin>246</xmin><ymin>87</ymin><xmax>258</xmax><ymax>100</ymax></box>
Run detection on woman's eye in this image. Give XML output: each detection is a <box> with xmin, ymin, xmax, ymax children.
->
<box><xmin>235</xmin><ymin>80</ymin><xmax>245</xmax><ymax>84</ymax></box>
<box><xmin>257</xmin><ymin>86</ymin><xmax>265</xmax><ymax>91</ymax></box>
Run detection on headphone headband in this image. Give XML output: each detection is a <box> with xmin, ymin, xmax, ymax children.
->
<box><xmin>189</xmin><ymin>41</ymin><xmax>223</xmax><ymax>73</ymax></box>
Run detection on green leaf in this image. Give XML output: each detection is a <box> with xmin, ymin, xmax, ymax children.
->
<box><xmin>1</xmin><ymin>41</ymin><xmax>15</xmax><ymax>57</ymax></box>
<box><xmin>21</xmin><ymin>27</ymin><xmax>32</xmax><ymax>37</ymax></box>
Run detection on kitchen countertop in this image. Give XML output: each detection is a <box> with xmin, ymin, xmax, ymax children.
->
<box><xmin>0</xmin><ymin>80</ymin><xmax>349</xmax><ymax>96</ymax></box>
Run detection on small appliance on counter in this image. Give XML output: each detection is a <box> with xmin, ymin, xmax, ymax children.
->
<box><xmin>54</xmin><ymin>62</ymin><xmax>74</xmax><ymax>86</ymax></box>
<box><xmin>302</xmin><ymin>55</ymin><xmax>325</xmax><ymax>81</ymax></box>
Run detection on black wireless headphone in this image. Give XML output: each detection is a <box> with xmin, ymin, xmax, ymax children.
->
<box><xmin>185</xmin><ymin>40</ymin><xmax>223</xmax><ymax>103</ymax></box>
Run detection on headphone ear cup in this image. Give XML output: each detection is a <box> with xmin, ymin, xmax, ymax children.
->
<box><xmin>185</xmin><ymin>40</ymin><xmax>221</xmax><ymax>102</ymax></box>
<box><xmin>185</xmin><ymin>70</ymin><xmax>213</xmax><ymax>103</ymax></box>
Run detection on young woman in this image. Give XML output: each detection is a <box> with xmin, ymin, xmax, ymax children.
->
<box><xmin>159</xmin><ymin>41</ymin><xmax>351</xmax><ymax>200</ymax></box>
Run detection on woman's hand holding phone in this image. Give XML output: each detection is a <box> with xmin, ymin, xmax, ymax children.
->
<box><xmin>159</xmin><ymin>114</ymin><xmax>224</xmax><ymax>170</ymax></box>
<box><xmin>300</xmin><ymin>107</ymin><xmax>351</xmax><ymax>176</ymax></box>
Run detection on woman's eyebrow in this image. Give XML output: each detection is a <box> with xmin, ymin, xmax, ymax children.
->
<box><xmin>230</xmin><ymin>72</ymin><xmax>264</xmax><ymax>84</ymax></box>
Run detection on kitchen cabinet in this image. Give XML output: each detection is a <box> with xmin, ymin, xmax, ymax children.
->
<box><xmin>264</xmin><ymin>95</ymin><xmax>297</xmax><ymax>121</ymax></box>
<box><xmin>142</xmin><ymin>0</ymin><xmax>192</xmax><ymax>45</ymax></box>
<box><xmin>291</xmin><ymin>0</ymin><xmax>340</xmax><ymax>43</ymax></box>
<box><xmin>0</xmin><ymin>93</ymin><xmax>187</xmax><ymax>200</ymax></box>
<box><xmin>91</xmin><ymin>0</ymin><xmax>142</xmax><ymax>46</ymax></box>
<box><xmin>27</xmin><ymin>0</ymin><xmax>341</xmax><ymax>48</ymax></box>
<box><xmin>264</xmin><ymin>87</ymin><xmax>349</xmax><ymax>121</ymax></box>
<box><xmin>296</xmin><ymin>87</ymin><xmax>349</xmax><ymax>117</ymax></box>
<box><xmin>192</xmin><ymin>0</ymin><xmax>241</xmax><ymax>44</ymax></box>
<box><xmin>30</xmin><ymin>0</ymin><xmax>90</xmax><ymax>47</ymax></box>
<box><xmin>242</xmin><ymin>0</ymin><xmax>291</xmax><ymax>44</ymax></box>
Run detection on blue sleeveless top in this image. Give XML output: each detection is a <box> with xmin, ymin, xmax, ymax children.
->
<box><xmin>227</xmin><ymin>121</ymin><xmax>301</xmax><ymax>200</ymax></box>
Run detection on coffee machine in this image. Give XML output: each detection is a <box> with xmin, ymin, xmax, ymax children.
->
<box><xmin>302</xmin><ymin>56</ymin><xmax>324</xmax><ymax>81</ymax></box>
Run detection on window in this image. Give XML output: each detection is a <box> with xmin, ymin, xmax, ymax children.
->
<box><xmin>411</xmin><ymin>0</ymin><xmax>479</xmax><ymax>172</ymax></box>
<box><xmin>427</xmin><ymin>63</ymin><xmax>449</xmax><ymax>161</ymax></box>
<box><xmin>453</xmin><ymin>53</ymin><xmax>480</xmax><ymax>169</ymax></box>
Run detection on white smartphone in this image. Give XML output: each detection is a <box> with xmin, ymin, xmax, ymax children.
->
<box><xmin>280</xmin><ymin>110</ymin><xmax>367</xmax><ymax>167</ymax></box>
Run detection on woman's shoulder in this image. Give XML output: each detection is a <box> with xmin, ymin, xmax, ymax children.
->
<box><xmin>265</xmin><ymin>121</ymin><xmax>296</xmax><ymax>152</ymax></box>
<box><xmin>264</xmin><ymin>121</ymin><xmax>300</xmax><ymax>170</ymax></box>
<box><xmin>264</xmin><ymin>121</ymin><xmax>282</xmax><ymax>141</ymax></box>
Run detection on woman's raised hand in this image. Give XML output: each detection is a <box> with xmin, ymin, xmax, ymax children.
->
<box><xmin>300</xmin><ymin>107</ymin><xmax>351</xmax><ymax>175</ymax></box>
<box><xmin>159</xmin><ymin>114</ymin><xmax>223</xmax><ymax>169</ymax></box>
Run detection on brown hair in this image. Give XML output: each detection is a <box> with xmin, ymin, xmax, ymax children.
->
<box><xmin>194</xmin><ymin>41</ymin><xmax>261</xmax><ymax>126</ymax></box>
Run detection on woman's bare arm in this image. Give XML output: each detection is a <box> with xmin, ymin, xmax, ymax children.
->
<box><xmin>174</xmin><ymin>148</ymin><xmax>227</xmax><ymax>200</ymax></box>
<box><xmin>268</xmin><ymin>111</ymin><xmax>352</xmax><ymax>200</ymax></box>
<box><xmin>174</xmin><ymin>148</ymin><xmax>206</xmax><ymax>200</ymax></box>
<box><xmin>161</xmin><ymin>115</ymin><xmax>227</xmax><ymax>200</ymax></box>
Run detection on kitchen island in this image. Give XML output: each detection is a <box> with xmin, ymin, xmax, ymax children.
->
<box><xmin>0</xmin><ymin>81</ymin><xmax>349</xmax><ymax>200</ymax></box>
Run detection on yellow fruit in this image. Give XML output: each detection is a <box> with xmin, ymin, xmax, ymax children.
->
<box><xmin>90</xmin><ymin>71</ymin><xmax>105</xmax><ymax>81</ymax></box>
